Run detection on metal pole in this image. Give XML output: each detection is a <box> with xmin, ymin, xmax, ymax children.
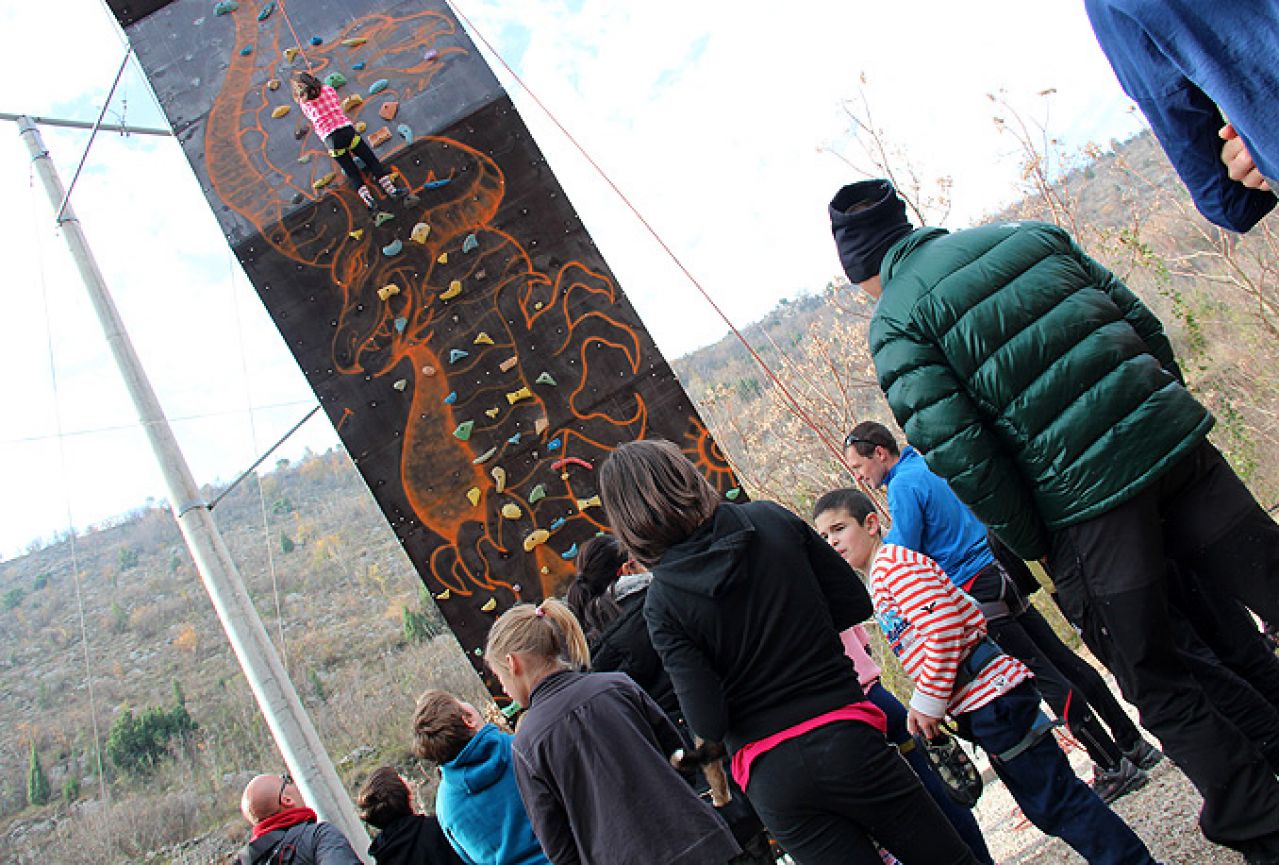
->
<box><xmin>16</xmin><ymin>116</ymin><xmax>371</xmax><ymax>861</ymax></box>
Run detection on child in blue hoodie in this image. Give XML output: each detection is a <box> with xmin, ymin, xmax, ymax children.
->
<box><xmin>412</xmin><ymin>690</ymin><xmax>550</xmax><ymax>865</ymax></box>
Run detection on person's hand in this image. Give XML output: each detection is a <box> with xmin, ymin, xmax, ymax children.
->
<box><xmin>907</xmin><ymin>706</ymin><xmax>943</xmax><ymax>740</ymax></box>
<box><xmin>1220</xmin><ymin>123</ymin><xmax>1272</xmax><ymax>191</ymax></box>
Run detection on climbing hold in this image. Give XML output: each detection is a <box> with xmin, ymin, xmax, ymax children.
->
<box><xmin>379</xmin><ymin>100</ymin><xmax>399</xmax><ymax>121</ymax></box>
<box><xmin>492</xmin><ymin>466</ymin><xmax>507</xmax><ymax>493</ymax></box>
<box><xmin>466</xmin><ymin>486</ymin><xmax>481</xmax><ymax>506</ymax></box>
<box><xmin>473</xmin><ymin>647</ymin><xmax>483</xmax><ymax>656</ymax></box>
<box><xmin>424</xmin><ymin>49</ymin><xmax>439</xmax><ymax>62</ymax></box>
<box><xmin>284</xmin><ymin>47</ymin><xmax>299</xmax><ymax>62</ymax></box>
<box><xmin>472</xmin><ymin>447</ymin><xmax>497</xmax><ymax>465</ymax></box>
<box><xmin>437</xmin><ymin>252</ymin><xmax>448</xmax><ymax>264</ymax></box>
<box><xmin>239</xmin><ymin>45</ymin><xmax>254</xmax><ymax>56</ymax></box>
<box><xmin>354</xmin><ymin>120</ymin><xmax>367</xmax><ymax>134</ymax></box>
<box><xmin>540</xmin><ymin>566</ymin><xmax>550</xmax><ymax>575</ymax></box>
<box><xmin>323</xmin><ymin>72</ymin><xmax>347</xmax><ymax>88</ymax></box>
<box><xmin>294</xmin><ymin>124</ymin><xmax>309</xmax><ymax>140</ymax></box>
<box><xmin>366</xmin><ymin>127</ymin><xmax>392</xmax><ymax>148</ymax></box>
<box><xmin>576</xmin><ymin>495</ymin><xmax>601</xmax><ymax>511</ymax></box>
<box><xmin>392</xmin><ymin>379</ymin><xmax>407</xmax><ymax>391</ymax></box>
<box><xmin>561</xmin><ymin>543</ymin><xmax>578</xmax><ymax>560</ymax></box>
<box><xmin>485</xmin><ymin>407</ymin><xmax>500</xmax><ymax>419</ymax></box>
<box><xmin>396</xmin><ymin>123</ymin><xmax>413</xmax><ymax>144</ymax></box>
<box><xmin>535</xmin><ymin>372</ymin><xmax>557</xmax><ymax>386</ymax></box>
<box><xmin>476</xmin><ymin>269</ymin><xmax>488</xmax><ymax>280</ymax></box>
<box><xmin>462</xmin><ymin>233</ymin><xmax>479</xmax><ymax>253</ymax></box>
<box><xmin>382</xmin><ymin>239</ymin><xmax>403</xmax><ymax>257</ymax></box>
<box><xmin>373</xmin><ymin>211</ymin><xmax>394</xmax><ymax>226</ymax></box>
<box><xmin>421</xmin><ymin>365</ymin><xmax>436</xmax><ymax>377</ymax></box>
<box><xmin>549</xmin><ymin>517</ymin><xmax>566</xmax><ymax>531</ymax></box>
<box><xmin>454</xmin><ymin>421</ymin><xmax>474</xmax><ymax>441</ymax></box>
<box><xmin>440</xmin><ymin>279</ymin><xmax>463</xmax><ymax>300</ymax></box>
<box><xmin>528</xmin><ymin>484</ymin><xmax>547</xmax><ymax>504</ymax></box>
<box><xmin>256</xmin><ymin>1</ymin><xmax>274</xmax><ymax>20</ymax></box>
<box><xmin>349</xmin><ymin>228</ymin><xmax>365</xmax><ymax>240</ymax></box>
<box><xmin>271</xmin><ymin>105</ymin><xmax>291</xmax><ymax>118</ymax></box>
<box><xmin>507</xmin><ymin>432</ymin><xmax>522</xmax><ymax>445</ymax></box>
<box><xmin>341</xmin><ymin>94</ymin><xmax>364</xmax><ymax>113</ymax></box>
<box><xmin>506</xmin><ymin>386</ymin><xmax>533</xmax><ymax>405</ymax></box>
<box><xmin>499</xmin><ymin>356</ymin><xmax>519</xmax><ymax>373</ymax></box>
<box><xmin>435</xmin><ymin>588</ymin><xmax>451</xmax><ymax>600</ymax></box>
<box><xmin>312</xmin><ymin>172</ymin><xmax>335</xmax><ymax>189</ymax></box>
<box><xmin>376</xmin><ymin>283</ymin><xmax>399</xmax><ymax>301</ymax></box>
<box><xmin>342</xmin><ymin>37</ymin><xmax>368</xmax><ymax>47</ymax></box>
<box><xmin>480</xmin><ymin>598</ymin><xmax>497</xmax><ymax>613</ymax></box>
<box><xmin>267</xmin><ymin>78</ymin><xmax>280</xmax><ymax>90</ymax></box>
<box><xmin>534</xmin><ymin>301</ymin><xmax>544</xmax><ymax>310</ymax></box>
<box><xmin>310</xmin><ymin>35</ymin><xmax>323</xmax><ymax>46</ymax></box>
<box><xmin>725</xmin><ymin>488</ymin><xmax>742</xmax><ymax>501</ymax></box>
<box><xmin>410</xmin><ymin>222</ymin><xmax>430</xmax><ymax>244</ymax></box>
<box><xmin>474</xmin><ymin>332</ymin><xmax>494</xmax><ymax>346</ymax></box>
<box><xmin>523</xmin><ymin>529</ymin><xmax>550</xmax><ymax>552</ymax></box>
<box><xmin>394</xmin><ymin>317</ymin><xmax>407</xmax><ymax>333</ymax></box>
<box><xmin>552</xmin><ymin>457</ymin><xmax>593</xmax><ymax>472</ymax></box>
<box><xmin>352</xmin><ymin>60</ymin><xmax>366</xmax><ymax>70</ymax></box>
<box><xmin>214</xmin><ymin>1</ymin><xmax>238</xmax><ymax>15</ymax></box>
<box><xmin>423</xmin><ymin>178</ymin><xmax>451</xmax><ymax>189</ymax></box>
<box><xmin>501</xmin><ymin>503</ymin><xmax>523</xmax><ymax>520</ymax></box>
<box><xmin>547</xmin><ymin>438</ymin><xmax>562</xmax><ymax>451</ymax></box>
<box><xmin>443</xmin><ymin>391</ymin><xmax>457</xmax><ymax>405</ymax></box>
<box><xmin>369</xmin><ymin>78</ymin><xmax>390</xmax><ymax>95</ymax></box>
<box><xmin>297</xmin><ymin>154</ymin><xmax>311</xmax><ymax>164</ymax></box>
<box><xmin>534</xmin><ymin>418</ymin><xmax>549</xmax><ymax>435</ymax></box>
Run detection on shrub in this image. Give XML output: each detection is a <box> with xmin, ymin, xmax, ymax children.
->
<box><xmin>27</xmin><ymin>743</ymin><xmax>50</xmax><ymax>806</ymax></box>
<box><xmin>279</xmin><ymin>532</ymin><xmax>295</xmax><ymax>554</ymax></box>
<box><xmin>61</xmin><ymin>775</ymin><xmax>79</xmax><ymax>805</ymax></box>
<box><xmin>116</xmin><ymin>548</ymin><xmax>140</xmax><ymax>571</ymax></box>
<box><xmin>105</xmin><ymin>700</ymin><xmax>197</xmax><ymax>776</ymax></box>
<box><xmin>2</xmin><ymin>588</ymin><xmax>24</xmax><ymax>611</ymax></box>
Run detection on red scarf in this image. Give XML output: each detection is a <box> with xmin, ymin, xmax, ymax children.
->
<box><xmin>252</xmin><ymin>807</ymin><xmax>317</xmax><ymax>840</ymax></box>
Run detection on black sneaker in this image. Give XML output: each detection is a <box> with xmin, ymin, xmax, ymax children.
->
<box><xmin>1122</xmin><ymin>740</ymin><xmax>1164</xmax><ymax>771</ymax></box>
<box><xmin>1091</xmin><ymin>757</ymin><xmax>1148</xmax><ymax>804</ymax></box>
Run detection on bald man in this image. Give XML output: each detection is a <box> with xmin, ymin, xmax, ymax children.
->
<box><xmin>238</xmin><ymin>773</ymin><xmax>363</xmax><ymax>865</ymax></box>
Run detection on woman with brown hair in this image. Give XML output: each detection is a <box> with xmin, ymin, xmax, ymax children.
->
<box><xmin>598</xmin><ymin>439</ymin><xmax>979</xmax><ymax>865</ymax></box>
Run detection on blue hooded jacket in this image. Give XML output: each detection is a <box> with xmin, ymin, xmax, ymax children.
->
<box><xmin>436</xmin><ymin>723</ymin><xmax>550</xmax><ymax>865</ymax></box>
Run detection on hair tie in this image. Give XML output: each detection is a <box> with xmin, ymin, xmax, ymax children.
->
<box><xmin>534</xmin><ymin>606</ymin><xmax>546</xmax><ymax>618</ymax></box>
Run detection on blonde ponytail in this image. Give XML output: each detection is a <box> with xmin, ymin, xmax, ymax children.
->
<box><xmin>486</xmin><ymin>598</ymin><xmax>591</xmax><ymax>673</ymax></box>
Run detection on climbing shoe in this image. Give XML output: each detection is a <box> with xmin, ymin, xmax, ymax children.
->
<box><xmin>1090</xmin><ymin>757</ymin><xmax>1148</xmax><ymax>804</ymax></box>
<box><xmin>378</xmin><ymin>174</ymin><xmax>402</xmax><ymax>198</ymax></box>
<box><xmin>1121</xmin><ymin>740</ymin><xmax>1164</xmax><ymax>771</ymax></box>
<box><xmin>357</xmin><ymin>185</ymin><xmax>376</xmax><ymax>210</ymax></box>
<box><xmin>912</xmin><ymin>732</ymin><xmax>983</xmax><ymax>808</ymax></box>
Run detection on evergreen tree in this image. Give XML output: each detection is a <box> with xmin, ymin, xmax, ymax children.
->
<box><xmin>26</xmin><ymin>743</ymin><xmax>50</xmax><ymax>807</ymax></box>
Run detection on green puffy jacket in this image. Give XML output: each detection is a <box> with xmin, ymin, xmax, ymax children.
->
<box><xmin>869</xmin><ymin>221</ymin><xmax>1213</xmax><ymax>559</ymax></box>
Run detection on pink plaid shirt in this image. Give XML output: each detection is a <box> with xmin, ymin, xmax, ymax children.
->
<box><xmin>298</xmin><ymin>85</ymin><xmax>351</xmax><ymax>141</ymax></box>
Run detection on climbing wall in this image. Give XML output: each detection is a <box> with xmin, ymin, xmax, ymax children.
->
<box><xmin>107</xmin><ymin>0</ymin><xmax>741</xmax><ymax>681</ymax></box>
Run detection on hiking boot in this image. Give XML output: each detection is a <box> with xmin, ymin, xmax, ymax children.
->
<box><xmin>357</xmin><ymin>185</ymin><xmax>376</xmax><ymax>210</ymax></box>
<box><xmin>1122</xmin><ymin>739</ymin><xmax>1164</xmax><ymax>771</ymax></box>
<box><xmin>1091</xmin><ymin>757</ymin><xmax>1148</xmax><ymax>804</ymax></box>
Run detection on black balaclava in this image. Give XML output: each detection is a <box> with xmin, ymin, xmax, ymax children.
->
<box><xmin>828</xmin><ymin>179</ymin><xmax>914</xmax><ymax>284</ymax></box>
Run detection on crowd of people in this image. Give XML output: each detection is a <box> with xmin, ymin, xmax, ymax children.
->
<box><xmin>232</xmin><ymin>6</ymin><xmax>1279</xmax><ymax>865</ymax></box>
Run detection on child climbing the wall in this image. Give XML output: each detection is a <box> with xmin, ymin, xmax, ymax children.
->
<box><xmin>291</xmin><ymin>70</ymin><xmax>401</xmax><ymax>209</ymax></box>
<box><xmin>486</xmin><ymin>599</ymin><xmax>741</xmax><ymax>865</ymax></box>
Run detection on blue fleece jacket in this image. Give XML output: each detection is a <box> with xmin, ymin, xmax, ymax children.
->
<box><xmin>1086</xmin><ymin>0</ymin><xmax>1279</xmax><ymax>232</ymax></box>
<box><xmin>436</xmin><ymin>723</ymin><xmax>550</xmax><ymax>865</ymax></box>
<box><xmin>882</xmin><ymin>447</ymin><xmax>995</xmax><ymax>588</ymax></box>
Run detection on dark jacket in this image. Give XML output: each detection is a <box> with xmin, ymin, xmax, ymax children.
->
<box><xmin>511</xmin><ymin>670</ymin><xmax>739</xmax><ymax>865</ymax></box>
<box><xmin>645</xmin><ymin>501</ymin><xmax>872</xmax><ymax>753</ymax></box>
<box><xmin>240</xmin><ymin>820</ymin><xmax>362</xmax><ymax>865</ymax></box>
<box><xmin>589</xmin><ymin>580</ymin><xmax>680</xmax><ymax>721</ymax></box>
<box><xmin>368</xmin><ymin>814</ymin><xmax>464</xmax><ymax>865</ymax></box>
<box><xmin>1085</xmin><ymin>0</ymin><xmax>1278</xmax><ymax>232</ymax></box>
<box><xmin>858</xmin><ymin>222</ymin><xmax>1213</xmax><ymax>560</ymax></box>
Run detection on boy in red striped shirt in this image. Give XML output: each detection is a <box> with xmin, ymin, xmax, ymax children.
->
<box><xmin>814</xmin><ymin>489</ymin><xmax>1160</xmax><ymax>865</ymax></box>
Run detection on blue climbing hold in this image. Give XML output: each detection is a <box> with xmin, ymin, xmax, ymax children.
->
<box><xmin>214</xmin><ymin>0</ymin><xmax>238</xmax><ymax>15</ymax></box>
<box><xmin>547</xmin><ymin>438</ymin><xmax>562</xmax><ymax>451</ymax></box>
<box><xmin>310</xmin><ymin>35</ymin><xmax>323</xmax><ymax>46</ymax></box>
<box><xmin>397</xmin><ymin>123</ymin><xmax>413</xmax><ymax>144</ymax></box>
<box><xmin>449</xmin><ymin>348</ymin><xmax>469</xmax><ymax>365</ymax></box>
<box><xmin>549</xmin><ymin>517</ymin><xmax>566</xmax><ymax>531</ymax></box>
<box><xmin>352</xmin><ymin>60</ymin><xmax>366</xmax><ymax>70</ymax></box>
<box><xmin>239</xmin><ymin>45</ymin><xmax>253</xmax><ymax>56</ymax></box>
<box><xmin>382</xmin><ymin>239</ymin><xmax>403</xmax><ymax>257</ymax></box>
<box><xmin>423</xmin><ymin>178</ymin><xmax>451</xmax><ymax>189</ymax></box>
<box><xmin>462</xmin><ymin>233</ymin><xmax>479</xmax><ymax>253</ymax></box>
<box><xmin>369</xmin><ymin>78</ymin><xmax>390</xmax><ymax>95</ymax></box>
<box><xmin>561</xmin><ymin>543</ymin><xmax>578</xmax><ymax>560</ymax></box>
<box><xmin>394</xmin><ymin>317</ymin><xmax>407</xmax><ymax>333</ymax></box>
<box><xmin>256</xmin><ymin>1</ymin><xmax>274</xmax><ymax>20</ymax></box>
<box><xmin>444</xmin><ymin>391</ymin><xmax>457</xmax><ymax>405</ymax></box>
<box><xmin>507</xmin><ymin>432</ymin><xmax>522</xmax><ymax>445</ymax></box>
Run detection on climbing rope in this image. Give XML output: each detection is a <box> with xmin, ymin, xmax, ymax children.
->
<box><xmin>57</xmin><ymin>48</ymin><xmax>133</xmax><ymax>224</ymax></box>
<box><xmin>276</xmin><ymin>0</ymin><xmax>314</xmax><ymax>71</ymax></box>
<box><xmin>445</xmin><ymin>1</ymin><xmax>869</xmax><ymax>491</ymax></box>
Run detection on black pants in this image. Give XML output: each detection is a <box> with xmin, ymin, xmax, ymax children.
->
<box><xmin>1050</xmin><ymin>440</ymin><xmax>1279</xmax><ymax>856</ymax></box>
<box><xmin>746</xmin><ymin>721</ymin><xmax>978</xmax><ymax>865</ymax></box>
<box><xmin>325</xmin><ymin>125</ymin><xmax>389</xmax><ymax>187</ymax></box>
<box><xmin>968</xmin><ymin>566</ymin><xmax>1138</xmax><ymax>768</ymax></box>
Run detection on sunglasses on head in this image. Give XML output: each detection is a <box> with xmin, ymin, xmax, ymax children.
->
<box><xmin>843</xmin><ymin>433</ymin><xmax>877</xmax><ymax>450</ymax></box>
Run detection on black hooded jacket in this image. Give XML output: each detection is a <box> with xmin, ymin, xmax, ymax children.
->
<box><xmin>367</xmin><ymin>814</ymin><xmax>463</xmax><ymax>865</ymax></box>
<box><xmin>644</xmin><ymin>501</ymin><xmax>873</xmax><ymax>754</ymax></box>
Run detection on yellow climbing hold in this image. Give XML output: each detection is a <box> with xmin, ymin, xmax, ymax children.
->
<box><xmin>377</xmin><ymin>283</ymin><xmax>400</xmax><ymax>301</ymax></box>
<box><xmin>506</xmin><ymin>386</ymin><xmax>533</xmax><ymax>405</ymax></box>
<box><xmin>492</xmin><ymin>466</ymin><xmax>507</xmax><ymax>493</ymax></box>
<box><xmin>485</xmin><ymin>407</ymin><xmax>500</xmax><ymax>419</ymax></box>
<box><xmin>499</xmin><ymin>356</ymin><xmax>518</xmax><ymax>373</ymax></box>
<box><xmin>534</xmin><ymin>301</ymin><xmax>544</xmax><ymax>310</ymax></box>
<box><xmin>341</xmin><ymin>94</ymin><xmax>364</xmax><ymax>113</ymax></box>
<box><xmin>271</xmin><ymin>105</ymin><xmax>291</xmax><ymax>118</ymax></box>
<box><xmin>285</xmin><ymin>47</ymin><xmax>299</xmax><ymax>62</ymax></box>
<box><xmin>523</xmin><ymin>529</ymin><xmax>550</xmax><ymax>552</ymax></box>
<box><xmin>267</xmin><ymin>78</ymin><xmax>281</xmax><ymax>90</ymax></box>
<box><xmin>466</xmin><ymin>487</ymin><xmax>481</xmax><ymax>507</ymax></box>
<box><xmin>480</xmin><ymin>597</ymin><xmax>497</xmax><ymax>612</ymax></box>
<box><xmin>577</xmin><ymin>495</ymin><xmax>602</xmax><ymax>511</ymax></box>
<box><xmin>355</xmin><ymin>120</ymin><xmax>367</xmax><ymax>134</ymax></box>
<box><xmin>312</xmin><ymin>172</ymin><xmax>336</xmax><ymax>189</ymax></box>
<box><xmin>440</xmin><ymin>279</ymin><xmax>463</xmax><ymax>300</ymax></box>
<box><xmin>501</xmin><ymin>503</ymin><xmax>523</xmax><ymax>520</ymax></box>
<box><xmin>342</xmin><ymin>37</ymin><xmax>368</xmax><ymax>47</ymax></box>
<box><xmin>349</xmin><ymin>228</ymin><xmax>365</xmax><ymax>240</ymax></box>
<box><xmin>540</xmin><ymin>566</ymin><xmax>550</xmax><ymax>575</ymax></box>
<box><xmin>411</xmin><ymin>222</ymin><xmax>431</xmax><ymax>244</ymax></box>
<box><xmin>392</xmin><ymin>379</ymin><xmax>407</xmax><ymax>391</ymax></box>
<box><xmin>474</xmin><ymin>332</ymin><xmax>494</xmax><ymax>345</ymax></box>
<box><xmin>435</xmin><ymin>588</ymin><xmax>451</xmax><ymax>600</ymax></box>
<box><xmin>437</xmin><ymin>252</ymin><xmax>448</xmax><ymax>264</ymax></box>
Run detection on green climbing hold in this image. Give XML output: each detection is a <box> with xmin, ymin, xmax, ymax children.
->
<box><xmin>449</xmin><ymin>348</ymin><xmax>470</xmax><ymax>365</ymax></box>
<box><xmin>535</xmin><ymin>372</ymin><xmax>557</xmax><ymax>386</ymax></box>
<box><xmin>472</xmin><ymin>447</ymin><xmax>497</xmax><ymax>465</ymax></box>
<box><xmin>214</xmin><ymin>1</ymin><xmax>238</xmax><ymax>14</ymax></box>
<box><xmin>256</xmin><ymin>1</ymin><xmax>275</xmax><ymax>20</ymax></box>
<box><xmin>528</xmin><ymin>484</ymin><xmax>547</xmax><ymax>504</ymax></box>
<box><xmin>453</xmin><ymin>421</ymin><xmax>474</xmax><ymax>441</ymax></box>
<box><xmin>382</xmin><ymin>239</ymin><xmax>403</xmax><ymax>257</ymax></box>
<box><xmin>369</xmin><ymin>79</ymin><xmax>390</xmax><ymax>95</ymax></box>
<box><xmin>725</xmin><ymin>487</ymin><xmax>742</xmax><ymax>501</ymax></box>
<box><xmin>373</xmin><ymin>211</ymin><xmax>395</xmax><ymax>227</ymax></box>
<box><xmin>323</xmin><ymin>72</ymin><xmax>347</xmax><ymax>89</ymax></box>
<box><xmin>462</xmin><ymin>233</ymin><xmax>479</xmax><ymax>253</ymax></box>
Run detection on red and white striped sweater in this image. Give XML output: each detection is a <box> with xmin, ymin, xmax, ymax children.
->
<box><xmin>869</xmin><ymin>543</ymin><xmax>1030</xmax><ymax>718</ymax></box>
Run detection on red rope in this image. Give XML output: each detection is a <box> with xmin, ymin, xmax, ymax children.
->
<box><xmin>276</xmin><ymin>0</ymin><xmax>314</xmax><ymax>71</ymax></box>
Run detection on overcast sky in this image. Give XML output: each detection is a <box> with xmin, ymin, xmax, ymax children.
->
<box><xmin>0</xmin><ymin>0</ymin><xmax>1144</xmax><ymax>559</ymax></box>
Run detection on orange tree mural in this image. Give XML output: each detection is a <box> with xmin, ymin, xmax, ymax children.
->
<box><xmin>110</xmin><ymin>0</ymin><xmax>740</xmax><ymax>671</ymax></box>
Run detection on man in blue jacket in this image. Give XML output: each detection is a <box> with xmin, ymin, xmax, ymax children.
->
<box><xmin>1085</xmin><ymin>0</ymin><xmax>1278</xmax><ymax>232</ymax></box>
